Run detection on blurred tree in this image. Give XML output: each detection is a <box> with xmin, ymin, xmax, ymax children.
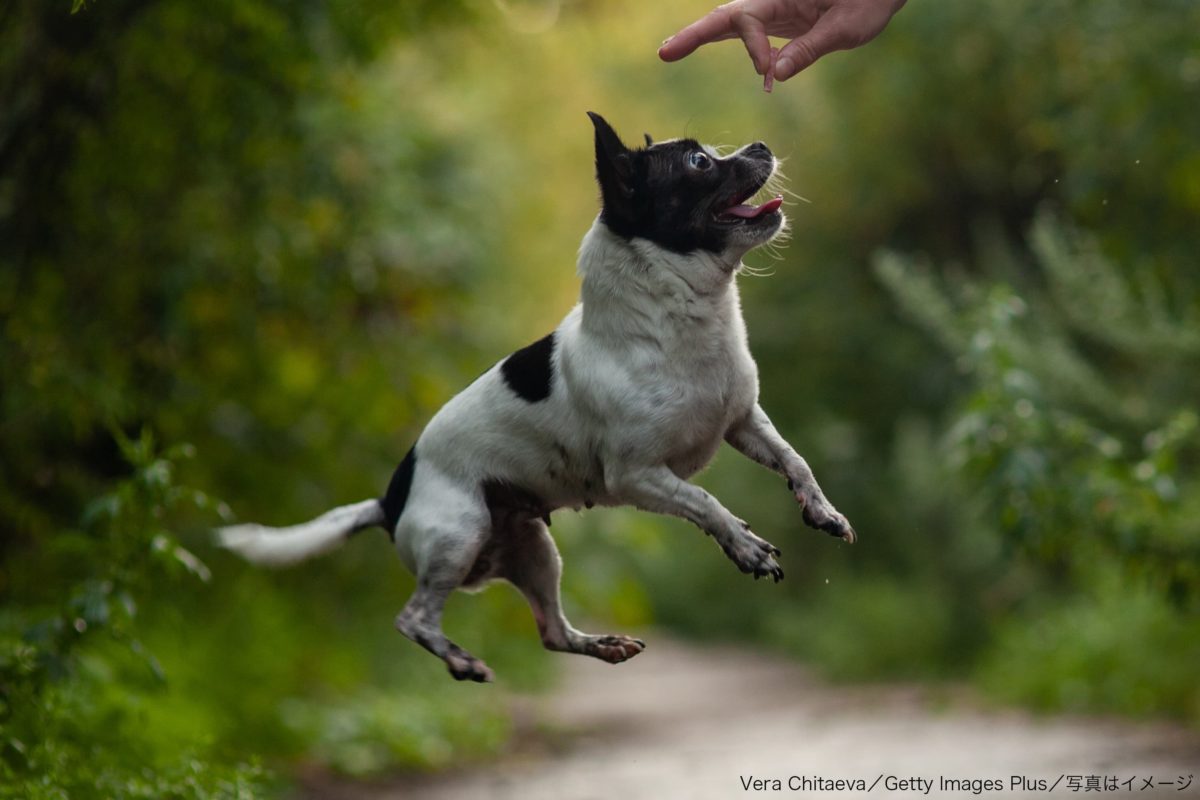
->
<box><xmin>0</xmin><ymin>0</ymin><xmax>482</xmax><ymax>558</ymax></box>
<box><xmin>0</xmin><ymin>1</ymin><xmax>533</xmax><ymax>795</ymax></box>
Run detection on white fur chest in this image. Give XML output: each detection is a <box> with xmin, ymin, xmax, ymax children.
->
<box><xmin>567</xmin><ymin>222</ymin><xmax>760</xmax><ymax>476</ymax></box>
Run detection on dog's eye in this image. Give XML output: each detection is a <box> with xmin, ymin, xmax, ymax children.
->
<box><xmin>688</xmin><ymin>151</ymin><xmax>712</xmax><ymax>170</ymax></box>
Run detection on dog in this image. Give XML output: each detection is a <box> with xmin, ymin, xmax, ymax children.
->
<box><xmin>218</xmin><ymin>113</ymin><xmax>855</xmax><ymax>683</ymax></box>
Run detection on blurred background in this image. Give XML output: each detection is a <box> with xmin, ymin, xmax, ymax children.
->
<box><xmin>2</xmin><ymin>0</ymin><xmax>1198</xmax><ymax>796</ymax></box>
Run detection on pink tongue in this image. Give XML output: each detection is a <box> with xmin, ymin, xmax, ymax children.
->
<box><xmin>724</xmin><ymin>195</ymin><xmax>783</xmax><ymax>219</ymax></box>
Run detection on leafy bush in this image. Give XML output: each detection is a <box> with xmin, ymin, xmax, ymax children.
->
<box><xmin>979</xmin><ymin>572</ymin><xmax>1200</xmax><ymax>720</ymax></box>
<box><xmin>878</xmin><ymin>215</ymin><xmax>1200</xmax><ymax>602</ymax></box>
<box><xmin>0</xmin><ymin>431</ymin><xmax>270</xmax><ymax>799</ymax></box>
<box><xmin>1</xmin><ymin>2</ymin><xmax>538</xmax><ymax>794</ymax></box>
<box><xmin>877</xmin><ymin>213</ymin><xmax>1199</xmax><ymax>717</ymax></box>
<box><xmin>279</xmin><ymin>688</ymin><xmax>512</xmax><ymax>777</ymax></box>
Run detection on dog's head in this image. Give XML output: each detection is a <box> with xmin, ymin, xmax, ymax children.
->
<box><xmin>587</xmin><ymin>112</ymin><xmax>784</xmax><ymax>261</ymax></box>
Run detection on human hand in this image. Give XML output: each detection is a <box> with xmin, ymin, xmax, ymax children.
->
<box><xmin>658</xmin><ymin>0</ymin><xmax>906</xmax><ymax>89</ymax></box>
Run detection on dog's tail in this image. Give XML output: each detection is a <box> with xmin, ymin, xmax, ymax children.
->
<box><xmin>216</xmin><ymin>499</ymin><xmax>384</xmax><ymax>567</ymax></box>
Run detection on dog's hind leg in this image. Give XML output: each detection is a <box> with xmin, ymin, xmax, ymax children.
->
<box><xmin>395</xmin><ymin>570</ymin><xmax>495</xmax><ymax>682</ymax></box>
<box><xmin>393</xmin><ymin>476</ymin><xmax>496</xmax><ymax>682</ymax></box>
<box><xmin>504</xmin><ymin>519</ymin><xmax>644</xmax><ymax>665</ymax></box>
<box><xmin>396</xmin><ymin>580</ymin><xmax>494</xmax><ymax>682</ymax></box>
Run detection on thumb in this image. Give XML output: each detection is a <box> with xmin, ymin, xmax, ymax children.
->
<box><xmin>774</xmin><ymin>18</ymin><xmax>849</xmax><ymax>81</ymax></box>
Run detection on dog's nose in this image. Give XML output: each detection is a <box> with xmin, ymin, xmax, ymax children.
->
<box><xmin>744</xmin><ymin>141</ymin><xmax>772</xmax><ymax>159</ymax></box>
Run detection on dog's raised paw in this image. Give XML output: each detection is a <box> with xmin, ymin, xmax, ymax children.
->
<box><xmin>795</xmin><ymin>490</ymin><xmax>856</xmax><ymax>544</ymax></box>
<box><xmin>801</xmin><ymin>504</ymin><xmax>855</xmax><ymax>543</ymax></box>
<box><xmin>585</xmin><ymin>634</ymin><xmax>646</xmax><ymax>664</ymax></box>
<box><xmin>721</xmin><ymin>523</ymin><xmax>784</xmax><ymax>582</ymax></box>
<box><xmin>721</xmin><ymin>547</ymin><xmax>784</xmax><ymax>581</ymax></box>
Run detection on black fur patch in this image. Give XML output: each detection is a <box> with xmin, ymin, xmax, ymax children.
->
<box><xmin>483</xmin><ymin>479</ymin><xmax>551</xmax><ymax>527</ymax></box>
<box><xmin>500</xmin><ymin>332</ymin><xmax>555</xmax><ymax>402</ymax></box>
<box><xmin>380</xmin><ymin>446</ymin><xmax>417</xmax><ymax>537</ymax></box>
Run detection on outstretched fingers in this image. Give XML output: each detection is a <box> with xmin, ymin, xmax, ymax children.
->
<box><xmin>659</xmin><ymin>6</ymin><xmax>738</xmax><ymax>61</ymax></box>
<box><xmin>660</xmin><ymin>4</ymin><xmax>773</xmax><ymax>76</ymax></box>
<box><xmin>662</xmin><ymin>0</ymin><xmax>907</xmax><ymax>85</ymax></box>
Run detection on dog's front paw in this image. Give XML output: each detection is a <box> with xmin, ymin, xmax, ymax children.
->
<box><xmin>719</xmin><ymin>521</ymin><xmax>784</xmax><ymax>582</ymax></box>
<box><xmin>791</xmin><ymin>482</ymin><xmax>856</xmax><ymax>543</ymax></box>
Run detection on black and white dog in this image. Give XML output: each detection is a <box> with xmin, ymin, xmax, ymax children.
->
<box><xmin>219</xmin><ymin>113</ymin><xmax>854</xmax><ymax>683</ymax></box>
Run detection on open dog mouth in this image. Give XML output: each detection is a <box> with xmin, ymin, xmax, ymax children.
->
<box><xmin>714</xmin><ymin>183</ymin><xmax>783</xmax><ymax>224</ymax></box>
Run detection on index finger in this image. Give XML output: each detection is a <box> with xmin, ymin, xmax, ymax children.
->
<box><xmin>658</xmin><ymin>6</ymin><xmax>740</xmax><ymax>62</ymax></box>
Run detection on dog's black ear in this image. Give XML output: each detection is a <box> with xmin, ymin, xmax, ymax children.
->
<box><xmin>643</xmin><ymin>132</ymin><xmax>653</xmax><ymax>147</ymax></box>
<box><xmin>587</xmin><ymin>112</ymin><xmax>636</xmax><ymax>223</ymax></box>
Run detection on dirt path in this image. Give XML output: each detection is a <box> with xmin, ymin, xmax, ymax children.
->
<box><xmin>307</xmin><ymin>635</ymin><xmax>1199</xmax><ymax>799</ymax></box>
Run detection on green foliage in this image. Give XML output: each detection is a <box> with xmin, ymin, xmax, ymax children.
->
<box><xmin>979</xmin><ymin>571</ymin><xmax>1200</xmax><ymax>720</ymax></box>
<box><xmin>0</xmin><ymin>432</ymin><xmax>269</xmax><ymax>799</ymax></box>
<box><xmin>2</xmin><ymin>1</ymin><xmax>523</xmax><ymax>795</ymax></box>
<box><xmin>877</xmin><ymin>212</ymin><xmax>1199</xmax><ymax>716</ymax></box>
<box><xmin>768</xmin><ymin>577</ymin><xmax>958</xmax><ymax>682</ymax></box>
<box><xmin>279</xmin><ymin>687</ymin><xmax>512</xmax><ymax>777</ymax></box>
<box><xmin>2</xmin><ymin>0</ymin><xmax>483</xmax><ymax>546</ymax></box>
<box><xmin>877</xmin><ymin>214</ymin><xmax>1200</xmax><ymax>603</ymax></box>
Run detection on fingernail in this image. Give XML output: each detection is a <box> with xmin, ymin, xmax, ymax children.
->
<box><xmin>660</xmin><ymin>36</ymin><xmax>673</xmax><ymax>47</ymax></box>
<box><xmin>775</xmin><ymin>56</ymin><xmax>795</xmax><ymax>81</ymax></box>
